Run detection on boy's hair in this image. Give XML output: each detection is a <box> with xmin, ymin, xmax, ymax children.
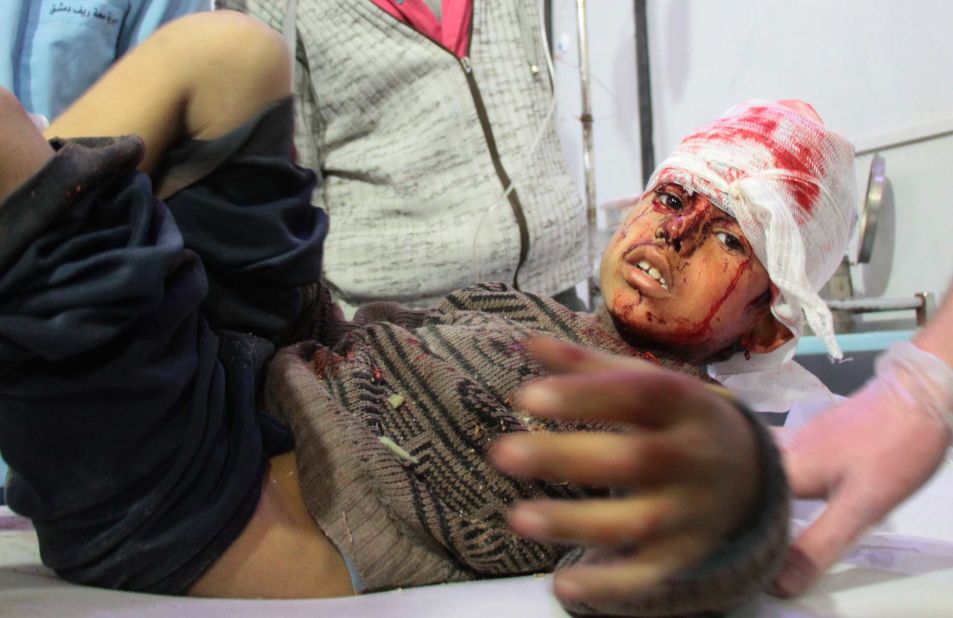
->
<box><xmin>647</xmin><ymin>100</ymin><xmax>856</xmax><ymax>358</ymax></box>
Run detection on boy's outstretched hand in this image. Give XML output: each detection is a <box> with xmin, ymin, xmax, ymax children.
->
<box><xmin>489</xmin><ymin>336</ymin><xmax>761</xmax><ymax>608</ymax></box>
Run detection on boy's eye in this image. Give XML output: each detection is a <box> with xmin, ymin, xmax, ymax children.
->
<box><xmin>715</xmin><ymin>231</ymin><xmax>745</xmax><ymax>253</ymax></box>
<box><xmin>655</xmin><ymin>191</ymin><xmax>685</xmax><ymax>211</ymax></box>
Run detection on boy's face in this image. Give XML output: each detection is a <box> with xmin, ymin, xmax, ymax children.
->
<box><xmin>599</xmin><ymin>183</ymin><xmax>774</xmax><ymax>363</ymax></box>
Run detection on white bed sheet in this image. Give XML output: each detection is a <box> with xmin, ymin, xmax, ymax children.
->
<box><xmin>3</xmin><ymin>498</ymin><xmax>953</xmax><ymax>618</ymax></box>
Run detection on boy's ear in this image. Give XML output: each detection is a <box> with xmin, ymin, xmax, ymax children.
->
<box><xmin>739</xmin><ymin>310</ymin><xmax>794</xmax><ymax>355</ymax></box>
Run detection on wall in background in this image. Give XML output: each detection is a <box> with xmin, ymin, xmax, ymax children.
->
<box><xmin>550</xmin><ymin>0</ymin><xmax>641</xmax><ymax>279</ymax></box>
<box><xmin>552</xmin><ymin>0</ymin><xmax>953</xmax><ymax>324</ymax></box>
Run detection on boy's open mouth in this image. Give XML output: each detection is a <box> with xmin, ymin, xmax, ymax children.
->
<box><xmin>622</xmin><ymin>246</ymin><xmax>672</xmax><ymax>298</ymax></box>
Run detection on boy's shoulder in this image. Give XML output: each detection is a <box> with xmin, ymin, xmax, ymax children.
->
<box><xmin>433</xmin><ymin>283</ymin><xmax>704</xmax><ymax>374</ymax></box>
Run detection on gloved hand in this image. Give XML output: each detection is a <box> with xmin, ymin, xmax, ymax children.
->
<box><xmin>774</xmin><ymin>341</ymin><xmax>953</xmax><ymax>597</ymax></box>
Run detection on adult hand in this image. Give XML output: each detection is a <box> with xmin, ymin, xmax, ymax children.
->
<box><xmin>773</xmin><ymin>374</ymin><xmax>951</xmax><ymax>597</ymax></box>
<box><xmin>489</xmin><ymin>336</ymin><xmax>761</xmax><ymax>608</ymax></box>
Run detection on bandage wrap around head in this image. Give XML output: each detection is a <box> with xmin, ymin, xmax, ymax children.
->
<box><xmin>648</xmin><ymin>100</ymin><xmax>857</xmax><ymax>358</ymax></box>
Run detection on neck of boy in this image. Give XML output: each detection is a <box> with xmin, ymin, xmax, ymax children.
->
<box><xmin>590</xmin><ymin>302</ymin><xmax>716</xmax><ymax>372</ymax></box>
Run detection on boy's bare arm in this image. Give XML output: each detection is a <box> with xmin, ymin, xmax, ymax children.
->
<box><xmin>0</xmin><ymin>89</ymin><xmax>54</xmax><ymax>202</ymax></box>
<box><xmin>43</xmin><ymin>11</ymin><xmax>290</xmax><ymax>174</ymax></box>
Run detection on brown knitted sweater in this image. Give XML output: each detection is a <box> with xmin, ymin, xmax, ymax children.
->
<box><xmin>265</xmin><ymin>282</ymin><xmax>789</xmax><ymax>616</ymax></box>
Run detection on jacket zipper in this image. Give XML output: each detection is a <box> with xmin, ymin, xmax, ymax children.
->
<box><xmin>374</xmin><ymin>5</ymin><xmax>533</xmax><ymax>290</ymax></box>
<box><xmin>458</xmin><ymin>54</ymin><xmax>531</xmax><ymax>290</ymax></box>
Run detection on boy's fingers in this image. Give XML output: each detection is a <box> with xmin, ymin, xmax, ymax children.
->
<box><xmin>505</xmin><ymin>496</ymin><xmax>683</xmax><ymax>546</ymax></box>
<box><xmin>526</xmin><ymin>335</ymin><xmax>659</xmax><ymax>375</ymax></box>
<box><xmin>490</xmin><ymin>431</ymin><xmax>692</xmax><ymax>488</ymax></box>
<box><xmin>553</xmin><ymin>537</ymin><xmax>708</xmax><ymax>607</ymax></box>
<box><xmin>515</xmin><ymin>369</ymin><xmax>722</xmax><ymax>428</ymax></box>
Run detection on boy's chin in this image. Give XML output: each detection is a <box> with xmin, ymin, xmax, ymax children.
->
<box><xmin>608</xmin><ymin>315</ymin><xmax>693</xmax><ymax>363</ymax></box>
<box><xmin>606</xmin><ymin>310</ymin><xmax>742</xmax><ymax>366</ymax></box>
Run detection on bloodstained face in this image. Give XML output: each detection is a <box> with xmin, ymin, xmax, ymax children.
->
<box><xmin>599</xmin><ymin>183</ymin><xmax>776</xmax><ymax>364</ymax></box>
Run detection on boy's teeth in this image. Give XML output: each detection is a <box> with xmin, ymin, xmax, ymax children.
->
<box><xmin>635</xmin><ymin>260</ymin><xmax>667</xmax><ymax>288</ymax></box>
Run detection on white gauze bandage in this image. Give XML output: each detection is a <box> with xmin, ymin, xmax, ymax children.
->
<box><xmin>647</xmin><ymin>100</ymin><xmax>857</xmax><ymax>360</ymax></box>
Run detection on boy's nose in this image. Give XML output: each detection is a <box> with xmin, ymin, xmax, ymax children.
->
<box><xmin>655</xmin><ymin>205</ymin><xmax>710</xmax><ymax>253</ymax></box>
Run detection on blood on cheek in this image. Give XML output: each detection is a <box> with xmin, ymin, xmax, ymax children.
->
<box><xmin>612</xmin><ymin>290</ymin><xmax>638</xmax><ymax>324</ymax></box>
<box><xmin>618</xmin><ymin>206</ymin><xmax>654</xmax><ymax>239</ymax></box>
<box><xmin>668</xmin><ymin>256</ymin><xmax>752</xmax><ymax>342</ymax></box>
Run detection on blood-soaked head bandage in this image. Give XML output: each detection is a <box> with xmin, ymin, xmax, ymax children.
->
<box><xmin>647</xmin><ymin>100</ymin><xmax>857</xmax><ymax>358</ymax></box>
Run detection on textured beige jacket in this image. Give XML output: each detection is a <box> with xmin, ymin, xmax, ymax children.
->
<box><xmin>219</xmin><ymin>0</ymin><xmax>589</xmax><ymax>308</ymax></box>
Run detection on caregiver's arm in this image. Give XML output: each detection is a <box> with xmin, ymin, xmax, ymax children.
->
<box><xmin>491</xmin><ymin>337</ymin><xmax>788</xmax><ymax>616</ymax></box>
<box><xmin>774</xmin><ymin>277</ymin><xmax>953</xmax><ymax>597</ymax></box>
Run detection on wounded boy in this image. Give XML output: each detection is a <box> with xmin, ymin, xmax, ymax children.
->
<box><xmin>0</xmin><ymin>11</ymin><xmax>856</xmax><ymax>617</ymax></box>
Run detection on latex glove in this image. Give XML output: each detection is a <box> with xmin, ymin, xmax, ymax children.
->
<box><xmin>773</xmin><ymin>374</ymin><xmax>951</xmax><ymax>597</ymax></box>
<box><xmin>489</xmin><ymin>336</ymin><xmax>760</xmax><ymax>607</ymax></box>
